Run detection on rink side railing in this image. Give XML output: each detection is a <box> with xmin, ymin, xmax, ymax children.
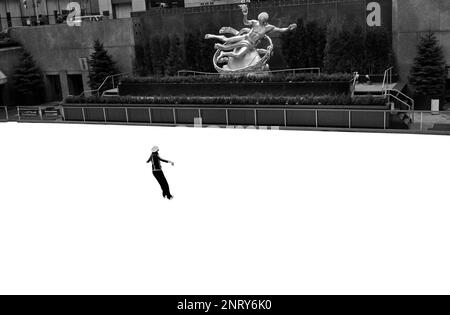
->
<box><xmin>0</xmin><ymin>106</ymin><xmax>8</xmax><ymax>121</ymax></box>
<box><xmin>14</xmin><ymin>104</ymin><xmax>418</xmax><ymax>132</ymax></box>
<box><xmin>11</xmin><ymin>105</ymin><xmax>450</xmax><ymax>133</ymax></box>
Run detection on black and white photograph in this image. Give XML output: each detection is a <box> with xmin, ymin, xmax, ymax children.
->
<box><xmin>1</xmin><ymin>0</ymin><xmax>450</xmax><ymax>299</ymax></box>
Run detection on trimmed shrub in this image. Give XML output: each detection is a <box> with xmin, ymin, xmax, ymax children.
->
<box><xmin>64</xmin><ymin>94</ymin><xmax>386</xmax><ymax>106</ymax></box>
<box><xmin>88</xmin><ymin>40</ymin><xmax>118</xmax><ymax>91</ymax></box>
<box><xmin>120</xmin><ymin>73</ymin><xmax>352</xmax><ymax>84</ymax></box>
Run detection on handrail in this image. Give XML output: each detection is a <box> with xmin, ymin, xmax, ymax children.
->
<box><xmin>78</xmin><ymin>72</ymin><xmax>129</xmax><ymax>97</ymax></box>
<box><xmin>385</xmin><ymin>88</ymin><xmax>415</xmax><ymax>122</ymax></box>
<box><xmin>386</xmin><ymin>93</ymin><xmax>412</xmax><ymax>111</ymax></box>
<box><xmin>382</xmin><ymin>66</ymin><xmax>394</xmax><ymax>93</ymax></box>
<box><xmin>177</xmin><ymin>67</ymin><xmax>321</xmax><ymax>76</ymax></box>
<box><xmin>388</xmin><ymin>88</ymin><xmax>414</xmax><ymax>105</ymax></box>
<box><xmin>350</xmin><ymin>72</ymin><xmax>359</xmax><ymax>97</ymax></box>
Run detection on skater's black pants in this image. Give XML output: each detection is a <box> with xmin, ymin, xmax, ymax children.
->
<box><xmin>153</xmin><ymin>170</ymin><xmax>172</xmax><ymax>198</ymax></box>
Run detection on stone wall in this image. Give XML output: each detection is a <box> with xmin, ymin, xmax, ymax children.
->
<box><xmin>9</xmin><ymin>18</ymin><xmax>135</xmax><ymax>99</ymax></box>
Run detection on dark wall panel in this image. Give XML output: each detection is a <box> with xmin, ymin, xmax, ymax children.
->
<box><xmin>351</xmin><ymin>111</ymin><xmax>385</xmax><ymax>129</ymax></box>
<box><xmin>106</xmin><ymin>108</ymin><xmax>127</xmax><ymax>122</ymax></box>
<box><xmin>201</xmin><ymin>109</ymin><xmax>227</xmax><ymax>125</ymax></box>
<box><xmin>128</xmin><ymin>108</ymin><xmax>151</xmax><ymax>123</ymax></box>
<box><xmin>175</xmin><ymin>108</ymin><xmax>199</xmax><ymax>124</ymax></box>
<box><xmin>286</xmin><ymin>110</ymin><xmax>316</xmax><ymax>127</ymax></box>
<box><xmin>151</xmin><ymin>108</ymin><xmax>174</xmax><ymax>124</ymax></box>
<box><xmin>84</xmin><ymin>108</ymin><xmax>105</xmax><ymax>122</ymax></box>
<box><xmin>257</xmin><ymin>109</ymin><xmax>285</xmax><ymax>126</ymax></box>
<box><xmin>318</xmin><ymin>110</ymin><xmax>349</xmax><ymax>128</ymax></box>
<box><xmin>228</xmin><ymin>109</ymin><xmax>255</xmax><ymax>126</ymax></box>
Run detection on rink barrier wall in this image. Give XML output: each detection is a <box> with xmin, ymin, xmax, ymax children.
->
<box><xmin>13</xmin><ymin>106</ymin><xmax>450</xmax><ymax>135</ymax></box>
<box><xmin>57</xmin><ymin>103</ymin><xmax>395</xmax><ymax>129</ymax></box>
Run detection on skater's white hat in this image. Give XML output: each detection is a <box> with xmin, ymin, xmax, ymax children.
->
<box><xmin>152</xmin><ymin>146</ymin><xmax>159</xmax><ymax>153</ymax></box>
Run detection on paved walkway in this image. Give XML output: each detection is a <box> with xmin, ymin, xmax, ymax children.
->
<box><xmin>410</xmin><ymin>111</ymin><xmax>450</xmax><ymax>131</ymax></box>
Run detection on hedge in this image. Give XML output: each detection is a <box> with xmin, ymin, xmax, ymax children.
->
<box><xmin>120</xmin><ymin>73</ymin><xmax>353</xmax><ymax>85</ymax></box>
<box><xmin>0</xmin><ymin>39</ymin><xmax>19</xmax><ymax>49</ymax></box>
<box><xmin>64</xmin><ymin>94</ymin><xmax>386</xmax><ymax>106</ymax></box>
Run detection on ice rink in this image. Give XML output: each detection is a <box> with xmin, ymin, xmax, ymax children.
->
<box><xmin>1</xmin><ymin>122</ymin><xmax>450</xmax><ymax>294</ymax></box>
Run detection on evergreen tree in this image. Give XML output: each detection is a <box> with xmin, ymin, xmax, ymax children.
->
<box><xmin>144</xmin><ymin>41</ymin><xmax>154</xmax><ymax>75</ymax></box>
<box><xmin>150</xmin><ymin>35</ymin><xmax>164</xmax><ymax>76</ymax></box>
<box><xmin>165</xmin><ymin>34</ymin><xmax>185</xmax><ymax>76</ymax></box>
<box><xmin>12</xmin><ymin>50</ymin><xmax>45</xmax><ymax>105</ymax></box>
<box><xmin>184</xmin><ymin>32</ymin><xmax>201</xmax><ymax>71</ymax></box>
<box><xmin>365</xmin><ymin>27</ymin><xmax>392</xmax><ymax>74</ymax></box>
<box><xmin>324</xmin><ymin>22</ymin><xmax>366</xmax><ymax>73</ymax></box>
<box><xmin>281</xmin><ymin>19</ymin><xmax>307</xmax><ymax>68</ymax></box>
<box><xmin>344</xmin><ymin>25</ymin><xmax>365</xmax><ymax>73</ymax></box>
<box><xmin>88</xmin><ymin>40</ymin><xmax>117</xmax><ymax>91</ymax></box>
<box><xmin>323</xmin><ymin>18</ymin><xmax>344</xmax><ymax>73</ymax></box>
<box><xmin>134</xmin><ymin>43</ymin><xmax>153</xmax><ymax>76</ymax></box>
<box><xmin>199</xmin><ymin>24</ymin><xmax>217</xmax><ymax>72</ymax></box>
<box><xmin>307</xmin><ymin>22</ymin><xmax>327</xmax><ymax>68</ymax></box>
<box><xmin>409</xmin><ymin>32</ymin><xmax>446</xmax><ymax>100</ymax></box>
<box><xmin>281</xmin><ymin>23</ymin><xmax>295</xmax><ymax>67</ymax></box>
<box><xmin>161</xmin><ymin>35</ymin><xmax>171</xmax><ymax>74</ymax></box>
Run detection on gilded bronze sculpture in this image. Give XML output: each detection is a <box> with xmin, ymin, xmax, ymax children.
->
<box><xmin>205</xmin><ymin>4</ymin><xmax>297</xmax><ymax>73</ymax></box>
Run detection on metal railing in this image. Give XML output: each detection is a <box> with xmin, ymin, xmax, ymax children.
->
<box><xmin>177</xmin><ymin>67</ymin><xmax>321</xmax><ymax>77</ymax></box>
<box><xmin>350</xmin><ymin>72</ymin><xmax>359</xmax><ymax>97</ymax></box>
<box><xmin>382</xmin><ymin>66</ymin><xmax>394</xmax><ymax>92</ymax></box>
<box><xmin>385</xmin><ymin>89</ymin><xmax>414</xmax><ymax>110</ymax></box>
<box><xmin>17</xmin><ymin>106</ymin><xmax>63</xmax><ymax>122</ymax></box>
<box><xmin>15</xmin><ymin>104</ymin><xmax>450</xmax><ymax>134</ymax></box>
<box><xmin>379</xmin><ymin>67</ymin><xmax>415</xmax><ymax>120</ymax></box>
<box><xmin>78</xmin><ymin>72</ymin><xmax>129</xmax><ymax>97</ymax></box>
<box><xmin>57</xmin><ymin>105</ymin><xmax>390</xmax><ymax>129</ymax></box>
<box><xmin>0</xmin><ymin>106</ymin><xmax>8</xmax><ymax>121</ymax></box>
<box><xmin>18</xmin><ymin>103</ymin><xmax>404</xmax><ymax>130</ymax></box>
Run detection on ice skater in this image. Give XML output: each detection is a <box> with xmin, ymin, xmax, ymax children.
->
<box><xmin>147</xmin><ymin>146</ymin><xmax>175</xmax><ymax>200</ymax></box>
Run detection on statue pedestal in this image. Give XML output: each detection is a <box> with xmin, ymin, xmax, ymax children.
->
<box><xmin>223</xmin><ymin>50</ymin><xmax>262</xmax><ymax>72</ymax></box>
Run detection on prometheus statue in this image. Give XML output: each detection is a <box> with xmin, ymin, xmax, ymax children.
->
<box><xmin>205</xmin><ymin>4</ymin><xmax>297</xmax><ymax>74</ymax></box>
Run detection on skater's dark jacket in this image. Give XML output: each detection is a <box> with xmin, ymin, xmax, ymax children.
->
<box><xmin>147</xmin><ymin>152</ymin><xmax>169</xmax><ymax>171</ymax></box>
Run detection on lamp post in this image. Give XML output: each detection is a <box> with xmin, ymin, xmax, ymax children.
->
<box><xmin>34</xmin><ymin>0</ymin><xmax>41</xmax><ymax>25</ymax></box>
<box><xmin>23</xmin><ymin>0</ymin><xmax>41</xmax><ymax>25</ymax></box>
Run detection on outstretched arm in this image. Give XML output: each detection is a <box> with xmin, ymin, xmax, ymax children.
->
<box><xmin>241</xmin><ymin>4</ymin><xmax>256</xmax><ymax>26</ymax></box>
<box><xmin>159</xmin><ymin>157</ymin><xmax>175</xmax><ymax>166</ymax></box>
<box><xmin>268</xmin><ymin>23</ymin><xmax>297</xmax><ymax>34</ymax></box>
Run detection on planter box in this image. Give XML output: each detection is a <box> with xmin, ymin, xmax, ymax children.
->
<box><xmin>118</xmin><ymin>81</ymin><xmax>351</xmax><ymax>97</ymax></box>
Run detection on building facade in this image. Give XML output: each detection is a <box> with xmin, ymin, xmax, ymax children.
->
<box><xmin>0</xmin><ymin>0</ymin><xmax>100</xmax><ymax>29</ymax></box>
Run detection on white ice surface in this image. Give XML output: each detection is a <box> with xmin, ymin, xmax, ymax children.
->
<box><xmin>0</xmin><ymin>122</ymin><xmax>450</xmax><ymax>294</ymax></box>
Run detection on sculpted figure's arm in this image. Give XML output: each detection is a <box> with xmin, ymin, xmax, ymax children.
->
<box><xmin>269</xmin><ymin>23</ymin><xmax>298</xmax><ymax>33</ymax></box>
<box><xmin>241</xmin><ymin>4</ymin><xmax>256</xmax><ymax>26</ymax></box>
